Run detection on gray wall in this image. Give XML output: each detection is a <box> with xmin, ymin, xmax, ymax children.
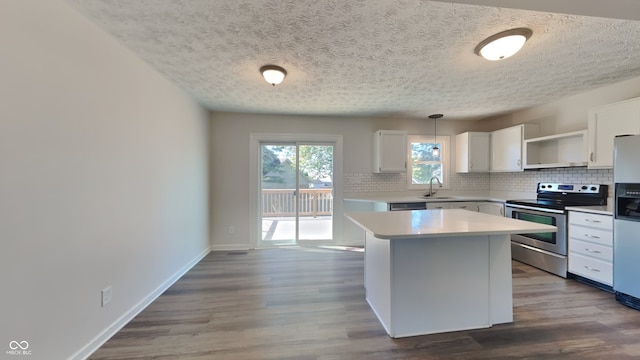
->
<box><xmin>0</xmin><ymin>1</ymin><xmax>210</xmax><ymax>358</ymax></box>
<box><xmin>210</xmin><ymin>112</ymin><xmax>481</xmax><ymax>249</ymax></box>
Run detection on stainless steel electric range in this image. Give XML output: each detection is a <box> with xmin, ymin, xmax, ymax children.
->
<box><xmin>505</xmin><ymin>183</ymin><xmax>608</xmax><ymax>278</ymax></box>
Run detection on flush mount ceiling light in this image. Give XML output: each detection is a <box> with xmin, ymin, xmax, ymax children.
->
<box><xmin>428</xmin><ymin>114</ymin><xmax>443</xmax><ymax>157</ymax></box>
<box><xmin>260</xmin><ymin>65</ymin><xmax>287</xmax><ymax>86</ymax></box>
<box><xmin>474</xmin><ymin>28</ymin><xmax>532</xmax><ymax>61</ymax></box>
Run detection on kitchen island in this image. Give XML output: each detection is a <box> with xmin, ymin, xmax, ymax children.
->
<box><xmin>345</xmin><ymin>209</ymin><xmax>557</xmax><ymax>338</ymax></box>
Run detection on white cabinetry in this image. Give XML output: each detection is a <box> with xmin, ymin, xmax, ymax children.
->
<box><xmin>373</xmin><ymin>130</ymin><xmax>407</xmax><ymax>173</ymax></box>
<box><xmin>588</xmin><ymin>97</ymin><xmax>640</xmax><ymax>169</ymax></box>
<box><xmin>491</xmin><ymin>124</ymin><xmax>538</xmax><ymax>172</ymax></box>
<box><xmin>456</xmin><ymin>132</ymin><xmax>490</xmax><ymax>173</ymax></box>
<box><xmin>523</xmin><ymin>130</ymin><xmax>587</xmax><ymax>169</ymax></box>
<box><xmin>478</xmin><ymin>202</ymin><xmax>505</xmax><ymax>217</ymax></box>
<box><xmin>426</xmin><ymin>202</ymin><xmax>452</xmax><ymax>209</ymax></box>
<box><xmin>568</xmin><ymin>211</ymin><xmax>613</xmax><ymax>286</ymax></box>
<box><xmin>449</xmin><ymin>202</ymin><xmax>479</xmax><ymax>212</ymax></box>
<box><xmin>343</xmin><ymin>200</ymin><xmax>387</xmax><ymax>245</ymax></box>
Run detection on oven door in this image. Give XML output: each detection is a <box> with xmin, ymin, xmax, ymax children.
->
<box><xmin>505</xmin><ymin>204</ymin><xmax>567</xmax><ymax>255</ymax></box>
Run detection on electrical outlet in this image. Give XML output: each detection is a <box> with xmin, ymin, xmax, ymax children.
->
<box><xmin>228</xmin><ymin>226</ymin><xmax>235</xmax><ymax>234</ymax></box>
<box><xmin>101</xmin><ymin>286</ymin><xmax>112</xmax><ymax>307</ymax></box>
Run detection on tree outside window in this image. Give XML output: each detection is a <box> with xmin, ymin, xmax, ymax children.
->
<box><xmin>408</xmin><ymin>135</ymin><xmax>449</xmax><ymax>189</ymax></box>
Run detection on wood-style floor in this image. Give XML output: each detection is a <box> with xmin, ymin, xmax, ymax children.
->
<box><xmin>90</xmin><ymin>247</ymin><xmax>640</xmax><ymax>359</ymax></box>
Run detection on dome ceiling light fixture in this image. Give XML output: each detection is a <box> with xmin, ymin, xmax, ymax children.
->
<box><xmin>260</xmin><ymin>65</ymin><xmax>287</xmax><ymax>86</ymax></box>
<box><xmin>474</xmin><ymin>28</ymin><xmax>532</xmax><ymax>61</ymax></box>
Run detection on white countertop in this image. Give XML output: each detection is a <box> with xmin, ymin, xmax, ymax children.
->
<box><xmin>345</xmin><ymin>209</ymin><xmax>557</xmax><ymax>240</ymax></box>
<box><xmin>343</xmin><ymin>190</ymin><xmax>536</xmax><ymax>204</ymax></box>
<box><xmin>565</xmin><ymin>204</ymin><xmax>613</xmax><ymax>216</ymax></box>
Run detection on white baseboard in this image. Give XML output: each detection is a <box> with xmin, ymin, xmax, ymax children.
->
<box><xmin>209</xmin><ymin>243</ymin><xmax>252</xmax><ymax>251</ymax></box>
<box><xmin>70</xmin><ymin>246</ymin><xmax>210</xmax><ymax>360</ymax></box>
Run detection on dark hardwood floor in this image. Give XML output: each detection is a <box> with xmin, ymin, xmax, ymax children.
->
<box><xmin>90</xmin><ymin>247</ymin><xmax>640</xmax><ymax>359</ymax></box>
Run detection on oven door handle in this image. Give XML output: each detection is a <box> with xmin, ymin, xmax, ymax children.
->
<box><xmin>505</xmin><ymin>203</ymin><xmax>565</xmax><ymax>214</ymax></box>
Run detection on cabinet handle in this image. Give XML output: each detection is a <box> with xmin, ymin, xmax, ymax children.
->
<box><xmin>517</xmin><ymin>159</ymin><xmax>521</xmax><ymax>167</ymax></box>
<box><xmin>584</xmin><ymin>219</ymin><xmax>601</xmax><ymax>223</ymax></box>
<box><xmin>460</xmin><ymin>206</ymin><xmax>467</xmax><ymax>208</ymax></box>
<box><xmin>590</xmin><ymin>152</ymin><xmax>595</xmax><ymax>162</ymax></box>
<box><xmin>500</xmin><ymin>207</ymin><xmax>504</xmax><ymax>216</ymax></box>
<box><xmin>584</xmin><ymin>248</ymin><xmax>601</xmax><ymax>254</ymax></box>
<box><xmin>584</xmin><ymin>265</ymin><xmax>601</xmax><ymax>272</ymax></box>
<box><xmin>470</xmin><ymin>161</ymin><xmax>473</xmax><ymax>169</ymax></box>
<box><xmin>584</xmin><ymin>234</ymin><xmax>601</xmax><ymax>239</ymax></box>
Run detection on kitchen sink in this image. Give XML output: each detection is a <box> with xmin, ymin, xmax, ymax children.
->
<box><xmin>420</xmin><ymin>196</ymin><xmax>453</xmax><ymax>199</ymax></box>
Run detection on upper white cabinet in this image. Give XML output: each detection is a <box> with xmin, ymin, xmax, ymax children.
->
<box><xmin>456</xmin><ymin>132</ymin><xmax>490</xmax><ymax>173</ymax></box>
<box><xmin>523</xmin><ymin>130</ymin><xmax>588</xmax><ymax>169</ymax></box>
<box><xmin>373</xmin><ymin>130</ymin><xmax>407</xmax><ymax>173</ymax></box>
<box><xmin>491</xmin><ymin>124</ymin><xmax>538</xmax><ymax>172</ymax></box>
<box><xmin>588</xmin><ymin>97</ymin><xmax>640</xmax><ymax>169</ymax></box>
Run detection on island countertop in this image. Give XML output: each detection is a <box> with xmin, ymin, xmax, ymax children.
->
<box><xmin>345</xmin><ymin>209</ymin><xmax>556</xmax><ymax>240</ymax></box>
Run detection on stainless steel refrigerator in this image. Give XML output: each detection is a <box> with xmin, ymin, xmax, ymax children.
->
<box><xmin>614</xmin><ymin>134</ymin><xmax>640</xmax><ymax>311</ymax></box>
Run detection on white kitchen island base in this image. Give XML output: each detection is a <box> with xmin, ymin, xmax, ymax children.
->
<box><xmin>365</xmin><ymin>232</ymin><xmax>513</xmax><ymax>338</ymax></box>
<box><xmin>346</xmin><ymin>209</ymin><xmax>556</xmax><ymax>338</ymax></box>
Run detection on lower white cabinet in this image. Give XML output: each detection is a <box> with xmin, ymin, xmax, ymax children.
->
<box><xmin>427</xmin><ymin>201</ymin><xmax>495</xmax><ymax>212</ymax></box>
<box><xmin>343</xmin><ymin>200</ymin><xmax>387</xmax><ymax>244</ymax></box>
<box><xmin>478</xmin><ymin>202</ymin><xmax>505</xmax><ymax>217</ymax></box>
<box><xmin>568</xmin><ymin>211</ymin><xmax>613</xmax><ymax>286</ymax></box>
<box><xmin>450</xmin><ymin>202</ymin><xmax>479</xmax><ymax>212</ymax></box>
<box><xmin>426</xmin><ymin>202</ymin><xmax>452</xmax><ymax>209</ymax></box>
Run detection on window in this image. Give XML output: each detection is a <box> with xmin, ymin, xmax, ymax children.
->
<box><xmin>407</xmin><ymin>135</ymin><xmax>450</xmax><ymax>189</ymax></box>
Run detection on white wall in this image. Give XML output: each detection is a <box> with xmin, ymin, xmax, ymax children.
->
<box><xmin>478</xmin><ymin>75</ymin><xmax>640</xmax><ymax>134</ymax></box>
<box><xmin>0</xmin><ymin>2</ymin><xmax>209</xmax><ymax>359</ymax></box>
<box><xmin>478</xmin><ymin>74</ymin><xmax>640</xmax><ymax>196</ymax></box>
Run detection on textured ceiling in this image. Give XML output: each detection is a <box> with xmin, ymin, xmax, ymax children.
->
<box><xmin>65</xmin><ymin>0</ymin><xmax>640</xmax><ymax>120</ymax></box>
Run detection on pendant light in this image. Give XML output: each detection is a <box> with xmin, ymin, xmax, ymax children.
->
<box><xmin>428</xmin><ymin>114</ymin><xmax>443</xmax><ymax>157</ymax></box>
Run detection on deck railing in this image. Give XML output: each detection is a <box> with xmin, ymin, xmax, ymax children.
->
<box><xmin>262</xmin><ymin>188</ymin><xmax>333</xmax><ymax>217</ymax></box>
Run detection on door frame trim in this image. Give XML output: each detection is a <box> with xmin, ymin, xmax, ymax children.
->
<box><xmin>249</xmin><ymin>133</ymin><xmax>343</xmax><ymax>248</ymax></box>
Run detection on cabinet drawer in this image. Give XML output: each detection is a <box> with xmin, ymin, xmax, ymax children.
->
<box><xmin>449</xmin><ymin>202</ymin><xmax>478</xmax><ymax>211</ymax></box>
<box><xmin>569</xmin><ymin>252</ymin><xmax>613</xmax><ymax>286</ymax></box>
<box><xmin>426</xmin><ymin>202</ymin><xmax>451</xmax><ymax>209</ymax></box>
<box><xmin>568</xmin><ymin>226</ymin><xmax>612</xmax><ymax>247</ymax></box>
<box><xmin>569</xmin><ymin>238</ymin><xmax>613</xmax><ymax>261</ymax></box>
<box><xmin>569</xmin><ymin>212</ymin><xmax>612</xmax><ymax>231</ymax></box>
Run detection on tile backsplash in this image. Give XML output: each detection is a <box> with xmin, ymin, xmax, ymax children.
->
<box><xmin>344</xmin><ymin>171</ymin><xmax>490</xmax><ymax>193</ymax></box>
<box><xmin>491</xmin><ymin>167</ymin><xmax>614</xmax><ymax>197</ymax></box>
<box><xmin>344</xmin><ymin>167</ymin><xmax>613</xmax><ymax>197</ymax></box>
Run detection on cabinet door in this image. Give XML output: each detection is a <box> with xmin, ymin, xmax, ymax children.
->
<box><xmin>588</xmin><ymin>98</ymin><xmax>640</xmax><ymax>169</ymax></box>
<box><xmin>491</xmin><ymin>126</ymin><xmax>523</xmax><ymax>172</ymax></box>
<box><xmin>373</xmin><ymin>130</ymin><xmax>407</xmax><ymax>173</ymax></box>
<box><xmin>456</xmin><ymin>132</ymin><xmax>490</xmax><ymax>173</ymax></box>
<box><xmin>450</xmin><ymin>202</ymin><xmax>478</xmax><ymax>211</ymax></box>
<box><xmin>478</xmin><ymin>202</ymin><xmax>505</xmax><ymax>216</ymax></box>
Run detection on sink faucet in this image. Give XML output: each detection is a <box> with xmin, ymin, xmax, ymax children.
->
<box><xmin>425</xmin><ymin>176</ymin><xmax>443</xmax><ymax>197</ymax></box>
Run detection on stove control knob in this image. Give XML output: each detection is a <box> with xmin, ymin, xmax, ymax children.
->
<box><xmin>591</xmin><ymin>186</ymin><xmax>597</xmax><ymax>191</ymax></box>
<box><xmin>581</xmin><ymin>185</ymin><xmax>588</xmax><ymax>190</ymax></box>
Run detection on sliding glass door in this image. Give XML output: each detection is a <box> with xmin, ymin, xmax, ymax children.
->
<box><xmin>259</xmin><ymin>143</ymin><xmax>334</xmax><ymax>246</ymax></box>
